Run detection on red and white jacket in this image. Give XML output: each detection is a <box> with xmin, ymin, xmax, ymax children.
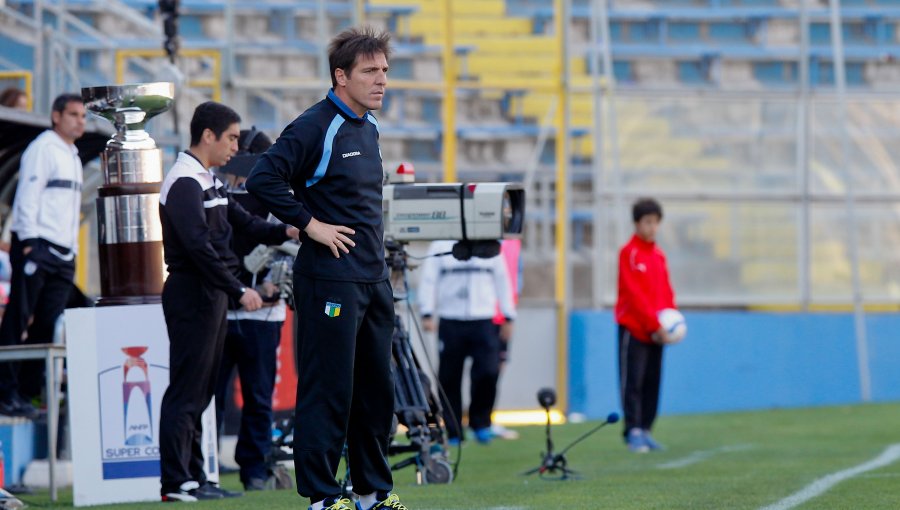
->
<box><xmin>615</xmin><ymin>234</ymin><xmax>676</xmax><ymax>343</ymax></box>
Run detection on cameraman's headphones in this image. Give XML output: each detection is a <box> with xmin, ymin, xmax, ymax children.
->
<box><xmin>239</xmin><ymin>126</ymin><xmax>263</xmax><ymax>154</ymax></box>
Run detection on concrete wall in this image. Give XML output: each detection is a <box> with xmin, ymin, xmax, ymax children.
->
<box><xmin>569</xmin><ymin>310</ymin><xmax>900</xmax><ymax>419</ymax></box>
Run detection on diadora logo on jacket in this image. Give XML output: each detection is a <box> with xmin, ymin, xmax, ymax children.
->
<box><xmin>342</xmin><ymin>151</ymin><xmax>362</xmax><ymax>159</ymax></box>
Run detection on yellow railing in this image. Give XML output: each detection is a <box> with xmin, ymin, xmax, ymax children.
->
<box><xmin>0</xmin><ymin>70</ymin><xmax>33</xmax><ymax>111</ymax></box>
<box><xmin>115</xmin><ymin>49</ymin><xmax>221</xmax><ymax>101</ymax></box>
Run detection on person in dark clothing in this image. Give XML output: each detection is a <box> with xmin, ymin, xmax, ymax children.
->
<box><xmin>246</xmin><ymin>27</ymin><xmax>407</xmax><ymax>510</ymax></box>
<box><xmin>418</xmin><ymin>240</ymin><xmax>516</xmax><ymax>446</ymax></box>
<box><xmin>0</xmin><ymin>93</ymin><xmax>85</xmax><ymax>419</ymax></box>
<box><xmin>158</xmin><ymin>102</ymin><xmax>299</xmax><ymax>502</ymax></box>
<box><xmin>214</xmin><ymin>128</ymin><xmax>293</xmax><ymax>491</ymax></box>
<box><xmin>615</xmin><ymin>197</ymin><xmax>678</xmax><ymax>454</ymax></box>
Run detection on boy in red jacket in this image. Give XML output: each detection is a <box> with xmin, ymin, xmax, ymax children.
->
<box><xmin>615</xmin><ymin>198</ymin><xmax>677</xmax><ymax>453</ymax></box>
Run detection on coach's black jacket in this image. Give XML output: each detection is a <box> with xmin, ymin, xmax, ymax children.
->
<box><xmin>246</xmin><ymin>89</ymin><xmax>389</xmax><ymax>283</ymax></box>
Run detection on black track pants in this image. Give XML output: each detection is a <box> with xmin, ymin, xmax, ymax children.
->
<box><xmin>292</xmin><ymin>275</ymin><xmax>395</xmax><ymax>503</ymax></box>
<box><xmin>618</xmin><ymin>325</ymin><xmax>663</xmax><ymax>437</ymax></box>
<box><xmin>159</xmin><ymin>273</ymin><xmax>228</xmax><ymax>494</ymax></box>
<box><xmin>437</xmin><ymin>318</ymin><xmax>501</xmax><ymax>439</ymax></box>
<box><xmin>0</xmin><ymin>235</ymin><xmax>73</xmax><ymax>401</ymax></box>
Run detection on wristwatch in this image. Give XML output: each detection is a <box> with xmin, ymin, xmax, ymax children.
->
<box><xmin>240</xmin><ymin>286</ymin><xmax>247</xmax><ymax>294</ymax></box>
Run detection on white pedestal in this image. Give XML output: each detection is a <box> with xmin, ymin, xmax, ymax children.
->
<box><xmin>66</xmin><ymin>304</ymin><xmax>218</xmax><ymax>507</ymax></box>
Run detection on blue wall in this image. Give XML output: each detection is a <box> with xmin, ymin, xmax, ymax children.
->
<box><xmin>569</xmin><ymin>310</ymin><xmax>900</xmax><ymax>419</ymax></box>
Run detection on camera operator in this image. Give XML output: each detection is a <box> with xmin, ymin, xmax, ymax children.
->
<box><xmin>214</xmin><ymin>127</ymin><xmax>294</xmax><ymax>491</ymax></box>
<box><xmin>418</xmin><ymin>240</ymin><xmax>516</xmax><ymax>445</ymax></box>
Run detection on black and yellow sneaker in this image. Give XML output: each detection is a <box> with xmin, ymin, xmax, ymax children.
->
<box><xmin>317</xmin><ymin>497</ymin><xmax>354</xmax><ymax>510</ymax></box>
<box><xmin>359</xmin><ymin>493</ymin><xmax>408</xmax><ymax>510</ymax></box>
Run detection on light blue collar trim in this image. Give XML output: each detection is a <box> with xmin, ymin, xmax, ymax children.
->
<box><xmin>327</xmin><ymin>89</ymin><xmax>368</xmax><ymax>121</ymax></box>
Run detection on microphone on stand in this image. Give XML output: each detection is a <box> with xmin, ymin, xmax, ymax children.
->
<box><xmin>522</xmin><ymin>388</ymin><xmax>619</xmax><ymax>480</ymax></box>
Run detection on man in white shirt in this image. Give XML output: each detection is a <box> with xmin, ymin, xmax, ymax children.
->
<box><xmin>0</xmin><ymin>93</ymin><xmax>85</xmax><ymax>419</ymax></box>
<box><xmin>418</xmin><ymin>240</ymin><xmax>517</xmax><ymax>445</ymax></box>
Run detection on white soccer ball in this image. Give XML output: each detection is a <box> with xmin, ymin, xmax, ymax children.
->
<box><xmin>658</xmin><ymin>308</ymin><xmax>687</xmax><ymax>344</ymax></box>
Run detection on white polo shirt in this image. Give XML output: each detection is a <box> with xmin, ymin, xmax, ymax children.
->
<box><xmin>11</xmin><ymin>129</ymin><xmax>83</xmax><ymax>253</ymax></box>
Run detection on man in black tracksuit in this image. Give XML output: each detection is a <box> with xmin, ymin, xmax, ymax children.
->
<box><xmin>158</xmin><ymin>102</ymin><xmax>299</xmax><ymax>502</ymax></box>
<box><xmin>246</xmin><ymin>28</ymin><xmax>406</xmax><ymax>510</ymax></box>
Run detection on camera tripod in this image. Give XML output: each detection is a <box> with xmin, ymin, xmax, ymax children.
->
<box><xmin>384</xmin><ymin>240</ymin><xmax>454</xmax><ymax>485</ymax></box>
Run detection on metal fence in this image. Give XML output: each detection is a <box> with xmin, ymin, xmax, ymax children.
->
<box><xmin>563</xmin><ymin>93</ymin><xmax>900</xmax><ymax>308</ymax></box>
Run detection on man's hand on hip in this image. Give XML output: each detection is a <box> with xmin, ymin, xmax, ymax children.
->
<box><xmin>304</xmin><ymin>217</ymin><xmax>356</xmax><ymax>258</ymax></box>
<box><xmin>240</xmin><ymin>288</ymin><xmax>264</xmax><ymax>311</ymax></box>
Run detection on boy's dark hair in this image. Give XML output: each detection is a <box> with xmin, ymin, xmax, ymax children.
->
<box><xmin>632</xmin><ymin>197</ymin><xmax>663</xmax><ymax>223</ymax></box>
<box><xmin>328</xmin><ymin>26</ymin><xmax>392</xmax><ymax>88</ymax></box>
<box><xmin>50</xmin><ymin>93</ymin><xmax>83</xmax><ymax>127</ymax></box>
<box><xmin>190</xmin><ymin>101</ymin><xmax>241</xmax><ymax>147</ymax></box>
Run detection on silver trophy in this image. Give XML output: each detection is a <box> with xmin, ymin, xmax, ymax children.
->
<box><xmin>82</xmin><ymin>82</ymin><xmax>174</xmax><ymax>305</ymax></box>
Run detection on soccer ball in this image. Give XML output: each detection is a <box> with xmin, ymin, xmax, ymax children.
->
<box><xmin>657</xmin><ymin>308</ymin><xmax>687</xmax><ymax>344</ymax></box>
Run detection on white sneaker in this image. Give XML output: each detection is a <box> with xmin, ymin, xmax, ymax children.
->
<box><xmin>491</xmin><ymin>423</ymin><xmax>520</xmax><ymax>440</ymax></box>
<box><xmin>0</xmin><ymin>488</ymin><xmax>26</xmax><ymax>510</ymax></box>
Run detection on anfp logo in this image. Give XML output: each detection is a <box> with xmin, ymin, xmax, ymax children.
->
<box><xmin>324</xmin><ymin>301</ymin><xmax>342</xmax><ymax>317</ymax></box>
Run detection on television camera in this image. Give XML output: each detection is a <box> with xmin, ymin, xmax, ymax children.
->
<box><xmin>383</xmin><ymin>164</ymin><xmax>525</xmax><ymax>259</ymax></box>
<box><xmin>243</xmin><ymin>241</ymin><xmax>300</xmax><ymax>307</ymax></box>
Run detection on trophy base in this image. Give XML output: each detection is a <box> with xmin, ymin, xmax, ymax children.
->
<box><xmin>95</xmin><ymin>295</ymin><xmax>162</xmax><ymax>307</ymax></box>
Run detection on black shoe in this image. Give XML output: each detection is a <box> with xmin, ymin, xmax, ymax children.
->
<box><xmin>162</xmin><ymin>481</ymin><xmax>203</xmax><ymax>502</ymax></box>
<box><xmin>196</xmin><ymin>482</ymin><xmax>242</xmax><ymax>499</ymax></box>
<box><xmin>243</xmin><ymin>477</ymin><xmax>269</xmax><ymax>491</ymax></box>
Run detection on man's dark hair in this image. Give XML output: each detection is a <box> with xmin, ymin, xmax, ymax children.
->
<box><xmin>217</xmin><ymin>128</ymin><xmax>273</xmax><ymax>178</ymax></box>
<box><xmin>50</xmin><ymin>93</ymin><xmax>83</xmax><ymax>128</ymax></box>
<box><xmin>238</xmin><ymin>127</ymin><xmax>272</xmax><ymax>155</ymax></box>
<box><xmin>632</xmin><ymin>197</ymin><xmax>663</xmax><ymax>223</ymax></box>
<box><xmin>0</xmin><ymin>87</ymin><xmax>26</xmax><ymax>108</ymax></box>
<box><xmin>328</xmin><ymin>26</ymin><xmax>392</xmax><ymax>88</ymax></box>
<box><xmin>190</xmin><ymin>101</ymin><xmax>241</xmax><ymax>147</ymax></box>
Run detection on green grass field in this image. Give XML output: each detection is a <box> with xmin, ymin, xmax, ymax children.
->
<box><xmin>17</xmin><ymin>402</ymin><xmax>900</xmax><ymax>509</ymax></box>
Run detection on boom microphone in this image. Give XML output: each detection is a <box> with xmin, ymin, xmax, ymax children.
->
<box><xmin>523</xmin><ymin>409</ymin><xmax>620</xmax><ymax>480</ymax></box>
<box><xmin>555</xmin><ymin>412</ymin><xmax>621</xmax><ymax>459</ymax></box>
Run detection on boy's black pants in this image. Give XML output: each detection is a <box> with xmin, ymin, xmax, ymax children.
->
<box><xmin>618</xmin><ymin>325</ymin><xmax>663</xmax><ymax>437</ymax></box>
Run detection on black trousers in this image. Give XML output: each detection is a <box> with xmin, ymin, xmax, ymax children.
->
<box><xmin>293</xmin><ymin>275</ymin><xmax>395</xmax><ymax>503</ymax></box>
<box><xmin>437</xmin><ymin>318</ymin><xmax>501</xmax><ymax>440</ymax></box>
<box><xmin>618</xmin><ymin>325</ymin><xmax>663</xmax><ymax>437</ymax></box>
<box><xmin>215</xmin><ymin>318</ymin><xmax>281</xmax><ymax>483</ymax></box>
<box><xmin>0</xmin><ymin>234</ymin><xmax>73</xmax><ymax>401</ymax></box>
<box><xmin>159</xmin><ymin>272</ymin><xmax>228</xmax><ymax>494</ymax></box>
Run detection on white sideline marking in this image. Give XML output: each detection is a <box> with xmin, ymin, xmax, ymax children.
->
<box><xmin>657</xmin><ymin>444</ymin><xmax>754</xmax><ymax>469</ymax></box>
<box><xmin>758</xmin><ymin>443</ymin><xmax>900</xmax><ymax>510</ymax></box>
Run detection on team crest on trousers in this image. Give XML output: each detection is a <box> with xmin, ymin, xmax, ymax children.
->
<box><xmin>324</xmin><ymin>301</ymin><xmax>341</xmax><ymax>317</ymax></box>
